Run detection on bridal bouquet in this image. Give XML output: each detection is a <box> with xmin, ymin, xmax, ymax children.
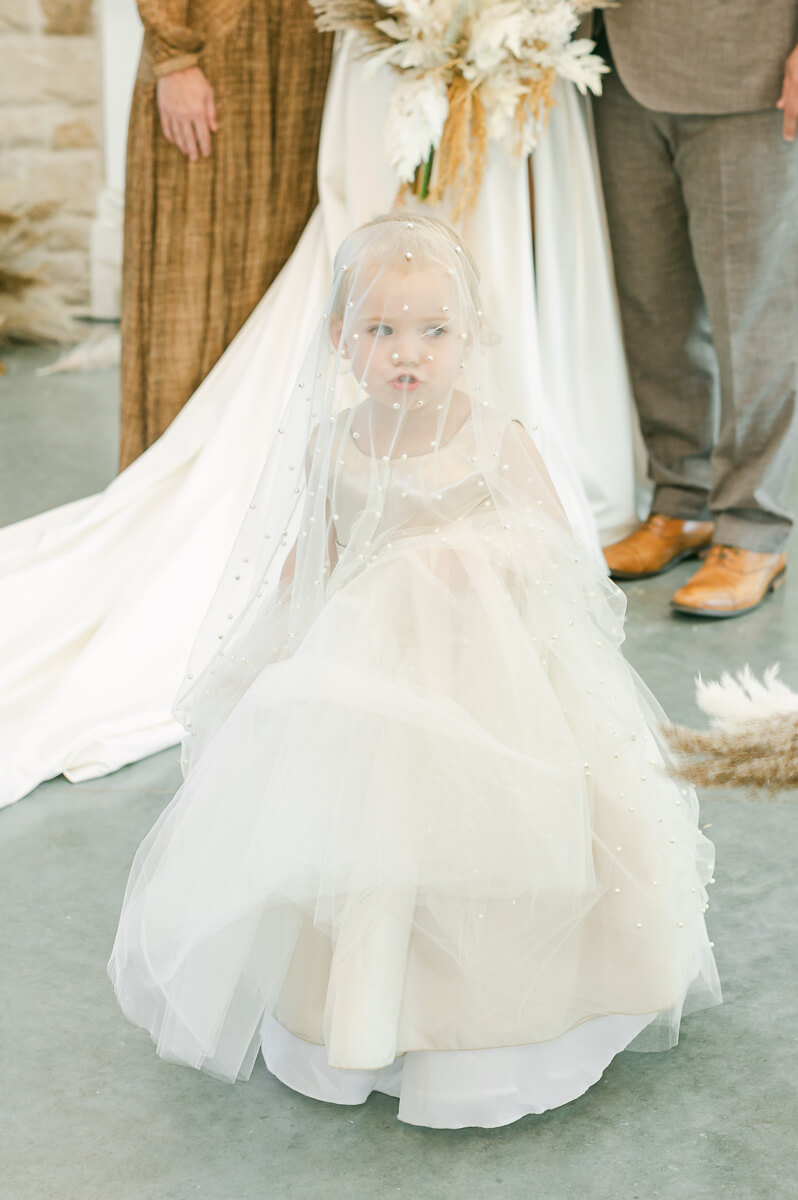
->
<box><xmin>311</xmin><ymin>0</ymin><xmax>609</xmax><ymax>216</ymax></box>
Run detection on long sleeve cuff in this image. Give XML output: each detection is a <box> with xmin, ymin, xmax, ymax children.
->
<box><xmin>151</xmin><ymin>51</ymin><xmax>202</xmax><ymax>78</ymax></box>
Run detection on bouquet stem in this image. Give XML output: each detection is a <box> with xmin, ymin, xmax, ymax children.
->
<box><xmin>419</xmin><ymin>148</ymin><xmax>435</xmax><ymax>201</ymax></box>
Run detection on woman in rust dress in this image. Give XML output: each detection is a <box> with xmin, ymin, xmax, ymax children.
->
<box><xmin>120</xmin><ymin>1</ymin><xmax>332</xmax><ymax>468</ymax></box>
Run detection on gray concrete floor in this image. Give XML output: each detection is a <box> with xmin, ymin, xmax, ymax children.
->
<box><xmin>1</xmin><ymin>345</ymin><xmax>797</xmax><ymax>1200</ymax></box>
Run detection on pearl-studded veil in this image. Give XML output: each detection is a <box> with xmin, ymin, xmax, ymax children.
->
<box><xmin>174</xmin><ymin>213</ymin><xmax>569</xmax><ymax>769</ymax></box>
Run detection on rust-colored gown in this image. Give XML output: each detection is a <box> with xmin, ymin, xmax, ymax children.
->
<box><xmin>119</xmin><ymin>1</ymin><xmax>332</xmax><ymax>469</ymax></box>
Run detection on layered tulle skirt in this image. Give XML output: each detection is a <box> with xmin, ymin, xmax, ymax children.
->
<box><xmin>109</xmin><ymin>508</ymin><xmax>720</xmax><ymax>1125</ymax></box>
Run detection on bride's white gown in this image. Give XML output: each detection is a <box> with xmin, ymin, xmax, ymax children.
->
<box><xmin>0</xmin><ymin>38</ymin><xmax>639</xmax><ymax>809</ymax></box>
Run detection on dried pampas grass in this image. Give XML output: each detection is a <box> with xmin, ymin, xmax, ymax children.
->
<box><xmin>0</xmin><ymin>201</ymin><xmax>81</xmax><ymax>347</ymax></box>
<box><xmin>426</xmin><ymin>77</ymin><xmax>488</xmax><ymax>221</ymax></box>
<box><xmin>309</xmin><ymin>0</ymin><xmax>395</xmax><ymax>52</ymax></box>
<box><xmin>515</xmin><ymin>67</ymin><xmax>556</xmax><ymax>155</ymax></box>
<box><xmin>664</xmin><ymin>666</ymin><xmax>798</xmax><ymax>796</ymax></box>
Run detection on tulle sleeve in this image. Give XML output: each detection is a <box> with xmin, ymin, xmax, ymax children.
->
<box><xmin>499</xmin><ymin>417</ymin><xmax>572</xmax><ymax>531</ymax></box>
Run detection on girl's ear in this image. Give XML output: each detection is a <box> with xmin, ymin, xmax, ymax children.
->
<box><xmin>329</xmin><ymin>316</ymin><xmax>349</xmax><ymax>357</ymax></box>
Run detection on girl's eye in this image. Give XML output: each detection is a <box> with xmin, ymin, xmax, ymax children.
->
<box><xmin>424</xmin><ymin>325</ymin><xmax>447</xmax><ymax>338</ymax></box>
<box><xmin>367</xmin><ymin>324</ymin><xmax>393</xmax><ymax>337</ymax></box>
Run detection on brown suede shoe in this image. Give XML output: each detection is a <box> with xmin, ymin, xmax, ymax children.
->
<box><xmin>671</xmin><ymin>546</ymin><xmax>787</xmax><ymax>618</ymax></box>
<box><xmin>603</xmin><ymin>514</ymin><xmax>715</xmax><ymax>580</ymax></box>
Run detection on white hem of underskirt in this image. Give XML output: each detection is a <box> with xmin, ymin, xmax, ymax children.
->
<box><xmin>260</xmin><ymin>1009</ymin><xmax>657</xmax><ymax>1129</ymax></box>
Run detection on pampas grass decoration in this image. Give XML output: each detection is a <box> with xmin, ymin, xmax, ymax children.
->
<box><xmin>427</xmin><ymin>77</ymin><xmax>489</xmax><ymax>221</ymax></box>
<box><xmin>310</xmin><ymin>0</ymin><xmax>395</xmax><ymax>52</ymax></box>
<box><xmin>664</xmin><ymin>666</ymin><xmax>798</xmax><ymax>796</ymax></box>
<box><xmin>515</xmin><ymin>67</ymin><xmax>557</xmax><ymax>155</ymax></box>
<box><xmin>694</xmin><ymin>664</ymin><xmax>798</xmax><ymax>725</ymax></box>
<box><xmin>0</xmin><ymin>201</ymin><xmax>82</xmax><ymax>350</ymax></box>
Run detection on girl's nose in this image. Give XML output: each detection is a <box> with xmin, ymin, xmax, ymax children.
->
<box><xmin>392</xmin><ymin>341</ymin><xmax>420</xmax><ymax>366</ymax></box>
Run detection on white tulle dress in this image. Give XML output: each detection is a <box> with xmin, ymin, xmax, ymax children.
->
<box><xmin>109</xmin><ymin>218</ymin><xmax>719</xmax><ymax>1128</ymax></box>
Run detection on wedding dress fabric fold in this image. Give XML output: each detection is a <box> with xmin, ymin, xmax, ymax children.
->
<box><xmin>0</xmin><ymin>35</ymin><xmax>639</xmax><ymax>808</ymax></box>
<box><xmin>109</xmin><ymin>216</ymin><xmax>719</xmax><ymax>1126</ymax></box>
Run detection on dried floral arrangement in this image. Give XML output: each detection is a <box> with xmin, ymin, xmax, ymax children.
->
<box><xmin>311</xmin><ymin>0</ymin><xmax>609</xmax><ymax>218</ymax></box>
<box><xmin>665</xmin><ymin>667</ymin><xmax>798</xmax><ymax>796</ymax></box>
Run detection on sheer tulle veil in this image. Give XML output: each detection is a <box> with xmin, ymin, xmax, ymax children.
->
<box><xmin>174</xmin><ymin>212</ymin><xmax>567</xmax><ymax>770</ymax></box>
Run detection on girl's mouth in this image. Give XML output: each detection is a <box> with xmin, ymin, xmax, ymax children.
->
<box><xmin>391</xmin><ymin>374</ymin><xmax>421</xmax><ymax>391</ymax></box>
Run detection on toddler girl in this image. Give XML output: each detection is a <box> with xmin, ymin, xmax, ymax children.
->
<box><xmin>109</xmin><ymin>214</ymin><xmax>720</xmax><ymax>1129</ymax></box>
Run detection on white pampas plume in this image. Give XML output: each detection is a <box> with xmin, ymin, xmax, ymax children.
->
<box><xmin>695</xmin><ymin>664</ymin><xmax>798</xmax><ymax>729</ymax></box>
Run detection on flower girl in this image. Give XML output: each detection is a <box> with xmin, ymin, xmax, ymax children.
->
<box><xmin>109</xmin><ymin>214</ymin><xmax>720</xmax><ymax>1129</ymax></box>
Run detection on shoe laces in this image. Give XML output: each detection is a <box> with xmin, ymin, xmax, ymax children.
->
<box><xmin>707</xmin><ymin>544</ymin><xmax>743</xmax><ymax>564</ymax></box>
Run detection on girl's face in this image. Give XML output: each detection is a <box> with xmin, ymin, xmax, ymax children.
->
<box><xmin>344</xmin><ymin>266</ymin><xmax>466</xmax><ymax>411</ymax></box>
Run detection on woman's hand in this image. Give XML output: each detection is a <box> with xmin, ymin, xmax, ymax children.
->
<box><xmin>156</xmin><ymin>66</ymin><xmax>218</xmax><ymax>161</ymax></box>
<box><xmin>777</xmin><ymin>43</ymin><xmax>798</xmax><ymax>143</ymax></box>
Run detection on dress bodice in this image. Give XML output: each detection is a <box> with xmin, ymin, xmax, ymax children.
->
<box><xmin>331</xmin><ymin>414</ymin><xmax>496</xmax><ymax>550</ymax></box>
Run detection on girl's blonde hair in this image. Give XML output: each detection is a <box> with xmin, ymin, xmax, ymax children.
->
<box><xmin>329</xmin><ymin>212</ymin><xmax>484</xmax><ymax>325</ymax></box>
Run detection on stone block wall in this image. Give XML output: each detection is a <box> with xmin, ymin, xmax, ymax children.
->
<box><xmin>0</xmin><ymin>0</ymin><xmax>104</xmax><ymax>310</ymax></box>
